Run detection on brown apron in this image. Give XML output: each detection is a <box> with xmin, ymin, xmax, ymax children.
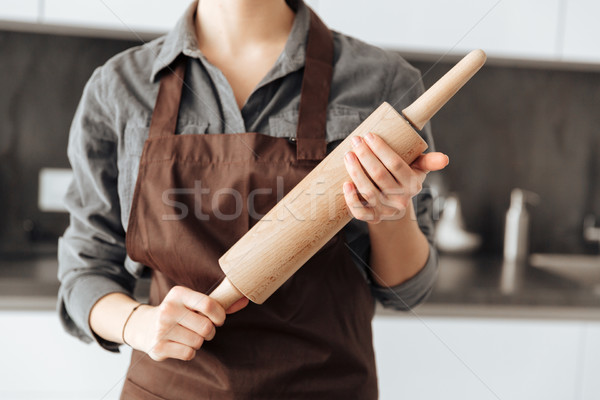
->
<box><xmin>122</xmin><ymin>11</ymin><xmax>377</xmax><ymax>400</ymax></box>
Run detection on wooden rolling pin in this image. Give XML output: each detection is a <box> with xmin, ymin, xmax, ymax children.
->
<box><xmin>210</xmin><ymin>49</ymin><xmax>487</xmax><ymax>309</ymax></box>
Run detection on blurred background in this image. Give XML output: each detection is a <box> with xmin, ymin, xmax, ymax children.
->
<box><xmin>0</xmin><ymin>0</ymin><xmax>598</xmax><ymax>399</ymax></box>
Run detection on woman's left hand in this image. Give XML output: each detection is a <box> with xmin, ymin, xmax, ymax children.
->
<box><xmin>343</xmin><ymin>132</ymin><xmax>449</xmax><ymax>224</ymax></box>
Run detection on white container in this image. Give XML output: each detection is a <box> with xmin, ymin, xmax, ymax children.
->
<box><xmin>503</xmin><ymin>189</ymin><xmax>538</xmax><ymax>263</ymax></box>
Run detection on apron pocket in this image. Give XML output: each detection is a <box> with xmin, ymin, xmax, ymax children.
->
<box><xmin>121</xmin><ymin>377</ymin><xmax>169</xmax><ymax>400</ymax></box>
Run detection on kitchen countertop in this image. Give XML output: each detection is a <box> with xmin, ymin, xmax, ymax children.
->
<box><xmin>1</xmin><ymin>253</ymin><xmax>599</xmax><ymax>320</ymax></box>
<box><xmin>382</xmin><ymin>254</ymin><xmax>600</xmax><ymax>320</ymax></box>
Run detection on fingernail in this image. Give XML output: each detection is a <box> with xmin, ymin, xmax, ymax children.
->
<box><xmin>351</xmin><ymin>136</ymin><xmax>361</xmax><ymax>147</ymax></box>
<box><xmin>343</xmin><ymin>182</ymin><xmax>351</xmax><ymax>194</ymax></box>
<box><xmin>344</xmin><ymin>151</ymin><xmax>354</xmax><ymax>163</ymax></box>
<box><xmin>365</xmin><ymin>132</ymin><xmax>374</xmax><ymax>143</ymax></box>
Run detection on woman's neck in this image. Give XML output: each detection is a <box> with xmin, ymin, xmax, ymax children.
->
<box><xmin>195</xmin><ymin>0</ymin><xmax>295</xmax><ymax>54</ymax></box>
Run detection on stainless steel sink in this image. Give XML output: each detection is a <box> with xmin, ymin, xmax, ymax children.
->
<box><xmin>530</xmin><ymin>253</ymin><xmax>600</xmax><ymax>287</ymax></box>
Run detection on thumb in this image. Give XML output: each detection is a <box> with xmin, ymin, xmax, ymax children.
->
<box><xmin>225</xmin><ymin>297</ymin><xmax>249</xmax><ymax>314</ymax></box>
<box><xmin>411</xmin><ymin>152</ymin><xmax>449</xmax><ymax>173</ymax></box>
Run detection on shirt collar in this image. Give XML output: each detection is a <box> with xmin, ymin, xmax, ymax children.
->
<box><xmin>150</xmin><ymin>0</ymin><xmax>312</xmax><ymax>83</ymax></box>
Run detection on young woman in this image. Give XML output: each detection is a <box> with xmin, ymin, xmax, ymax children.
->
<box><xmin>58</xmin><ymin>0</ymin><xmax>448</xmax><ymax>398</ymax></box>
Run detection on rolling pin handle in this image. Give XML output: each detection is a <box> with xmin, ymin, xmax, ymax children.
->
<box><xmin>209</xmin><ymin>276</ymin><xmax>246</xmax><ymax>311</ymax></box>
<box><xmin>402</xmin><ymin>49</ymin><xmax>487</xmax><ymax>131</ymax></box>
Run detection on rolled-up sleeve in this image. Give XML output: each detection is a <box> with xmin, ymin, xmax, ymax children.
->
<box><xmin>370</xmin><ymin>249</ymin><xmax>438</xmax><ymax>310</ymax></box>
<box><xmin>345</xmin><ymin>52</ymin><xmax>440</xmax><ymax>311</ymax></box>
<box><xmin>57</xmin><ymin>67</ymin><xmax>135</xmax><ymax>352</ymax></box>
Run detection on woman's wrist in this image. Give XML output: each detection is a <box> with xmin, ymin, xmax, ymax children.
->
<box><xmin>89</xmin><ymin>292</ymin><xmax>141</xmax><ymax>345</ymax></box>
<box><xmin>368</xmin><ymin>202</ymin><xmax>430</xmax><ymax>287</ymax></box>
<box><xmin>122</xmin><ymin>303</ymin><xmax>154</xmax><ymax>350</ymax></box>
<box><xmin>122</xmin><ymin>303</ymin><xmax>144</xmax><ymax>345</ymax></box>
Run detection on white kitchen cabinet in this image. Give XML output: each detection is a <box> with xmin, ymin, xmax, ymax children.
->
<box><xmin>0</xmin><ymin>0</ymin><xmax>598</xmax><ymax>66</ymax></box>
<box><xmin>43</xmin><ymin>0</ymin><xmax>192</xmax><ymax>33</ymax></box>
<box><xmin>373</xmin><ymin>315</ymin><xmax>584</xmax><ymax>400</ymax></box>
<box><xmin>317</xmin><ymin>0</ymin><xmax>561</xmax><ymax>60</ymax></box>
<box><xmin>0</xmin><ymin>0</ymin><xmax>39</xmax><ymax>22</ymax></box>
<box><xmin>561</xmin><ymin>0</ymin><xmax>600</xmax><ymax>63</ymax></box>
<box><xmin>580</xmin><ymin>323</ymin><xmax>600</xmax><ymax>400</ymax></box>
<box><xmin>0</xmin><ymin>310</ymin><xmax>596</xmax><ymax>398</ymax></box>
<box><xmin>0</xmin><ymin>311</ymin><xmax>131</xmax><ymax>400</ymax></box>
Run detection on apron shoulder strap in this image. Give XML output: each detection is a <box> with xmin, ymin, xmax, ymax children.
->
<box><xmin>148</xmin><ymin>56</ymin><xmax>187</xmax><ymax>138</ymax></box>
<box><xmin>295</xmin><ymin>10</ymin><xmax>334</xmax><ymax>161</ymax></box>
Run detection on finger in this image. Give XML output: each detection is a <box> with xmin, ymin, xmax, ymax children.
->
<box><xmin>226</xmin><ymin>297</ymin><xmax>249</xmax><ymax>314</ymax></box>
<box><xmin>344</xmin><ymin>151</ymin><xmax>381</xmax><ymax>208</ymax></box>
<box><xmin>362</xmin><ymin>132</ymin><xmax>413</xmax><ymax>185</ymax></box>
<box><xmin>343</xmin><ymin>181</ymin><xmax>377</xmax><ymax>222</ymax></box>
<box><xmin>178</xmin><ymin>312</ymin><xmax>217</xmax><ymax>341</ymax></box>
<box><xmin>167</xmin><ymin>325</ymin><xmax>206</xmax><ymax>349</ymax></box>
<box><xmin>350</xmin><ymin>136</ymin><xmax>398</xmax><ymax>191</ymax></box>
<box><xmin>150</xmin><ymin>341</ymin><xmax>196</xmax><ymax>362</ymax></box>
<box><xmin>411</xmin><ymin>152</ymin><xmax>449</xmax><ymax>172</ymax></box>
<box><xmin>177</xmin><ymin>287</ymin><xmax>226</xmax><ymax>326</ymax></box>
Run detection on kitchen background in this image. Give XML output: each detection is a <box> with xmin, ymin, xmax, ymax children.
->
<box><xmin>0</xmin><ymin>0</ymin><xmax>599</xmax><ymax>399</ymax></box>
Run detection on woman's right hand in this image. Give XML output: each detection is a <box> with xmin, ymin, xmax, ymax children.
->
<box><xmin>123</xmin><ymin>286</ymin><xmax>248</xmax><ymax>361</ymax></box>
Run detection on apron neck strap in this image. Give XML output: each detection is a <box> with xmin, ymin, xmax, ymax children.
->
<box><xmin>148</xmin><ymin>56</ymin><xmax>186</xmax><ymax>138</ymax></box>
<box><xmin>148</xmin><ymin>9</ymin><xmax>334</xmax><ymax>161</ymax></box>
<box><xmin>295</xmin><ymin>10</ymin><xmax>333</xmax><ymax>161</ymax></box>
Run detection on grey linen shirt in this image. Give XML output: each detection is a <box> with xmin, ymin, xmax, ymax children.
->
<box><xmin>58</xmin><ymin>0</ymin><xmax>439</xmax><ymax>351</ymax></box>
